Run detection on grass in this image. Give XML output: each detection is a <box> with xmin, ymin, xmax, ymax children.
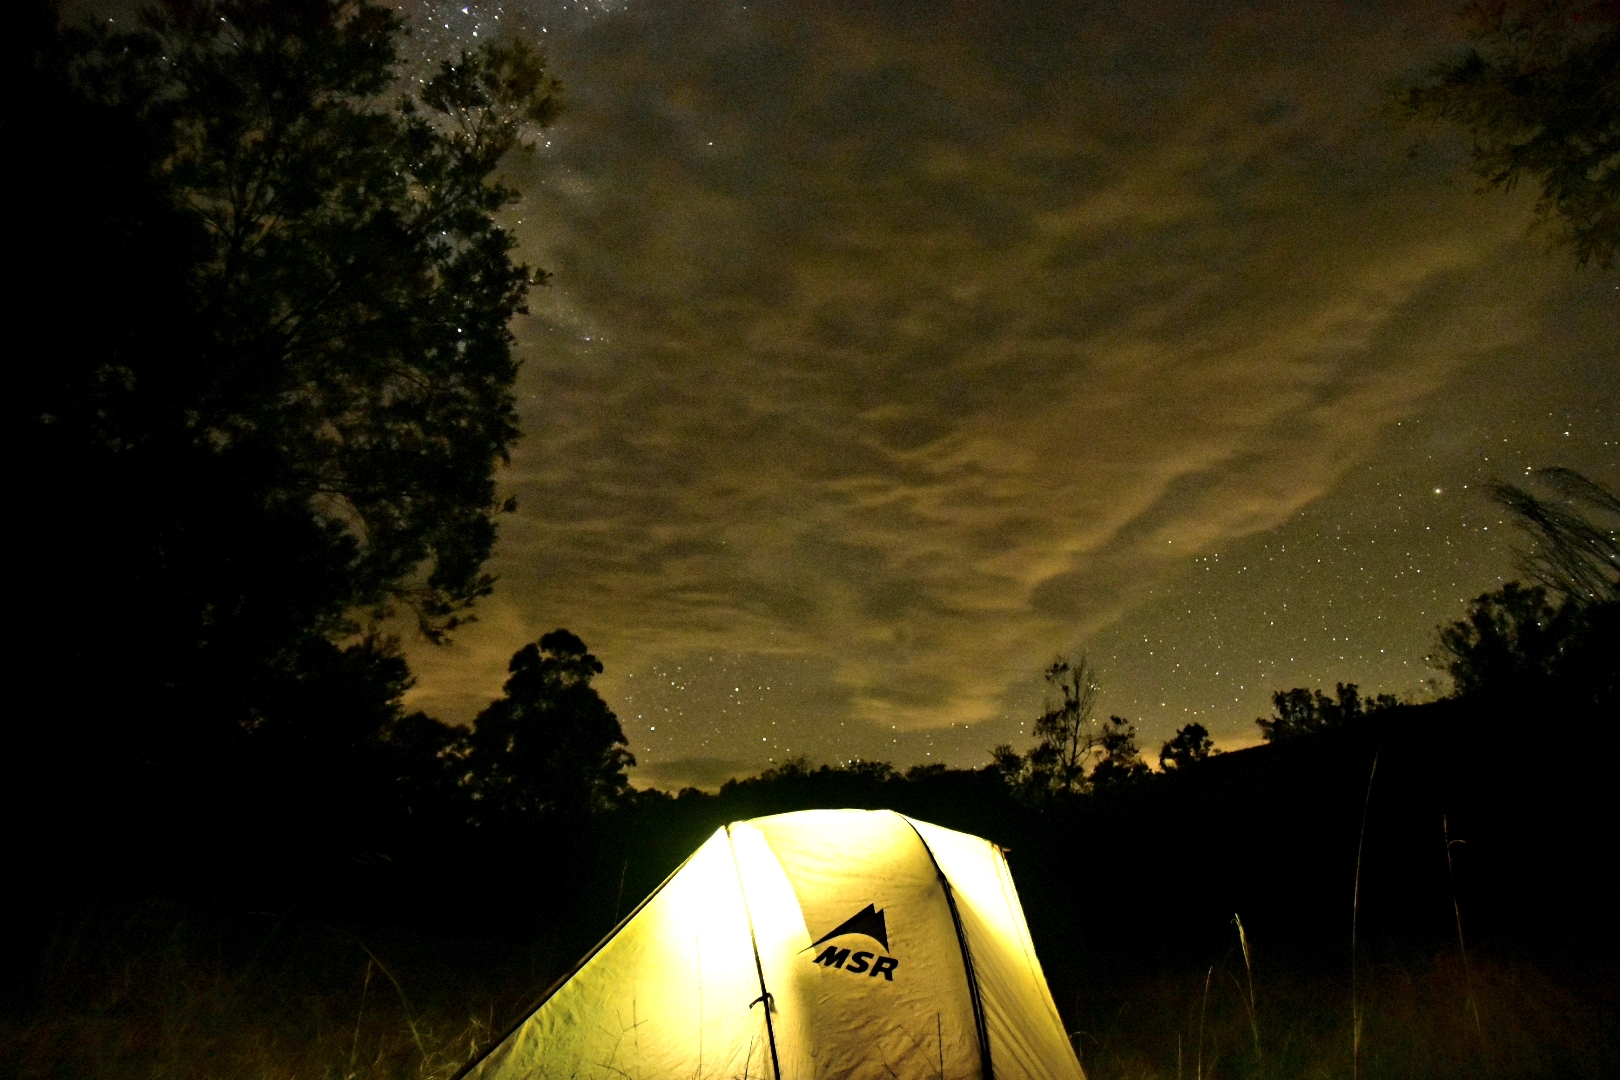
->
<box><xmin>6</xmin><ymin>907</ymin><xmax>1613</xmax><ymax>1080</ymax></box>
<box><xmin>3</xmin><ymin>907</ymin><xmax>501</xmax><ymax>1080</ymax></box>
<box><xmin>1068</xmin><ymin>951</ymin><xmax>1615</xmax><ymax>1080</ymax></box>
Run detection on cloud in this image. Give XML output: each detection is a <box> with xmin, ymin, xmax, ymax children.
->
<box><xmin>399</xmin><ymin>0</ymin><xmax>1577</xmax><ymax>766</ymax></box>
<box><xmin>630</xmin><ymin>757</ymin><xmax>756</xmax><ymax>792</ymax></box>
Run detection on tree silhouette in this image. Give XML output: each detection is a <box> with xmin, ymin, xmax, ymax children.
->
<box><xmin>1088</xmin><ymin>716</ymin><xmax>1151</xmax><ymax>791</ymax></box>
<box><xmin>993</xmin><ymin>657</ymin><xmax>1148</xmax><ymax>798</ymax></box>
<box><xmin>1400</xmin><ymin>0</ymin><xmax>1619</xmax><ymax>268</ymax></box>
<box><xmin>1435</xmin><ymin>470</ymin><xmax>1617</xmax><ymax>703</ymax></box>
<box><xmin>1159</xmin><ymin>722</ymin><xmax>1218</xmax><ymax>770</ymax></box>
<box><xmin>18</xmin><ymin>0</ymin><xmax>561</xmax><ymax>758</ymax></box>
<box><xmin>1436</xmin><ymin>582</ymin><xmax>1573</xmax><ymax>695</ymax></box>
<box><xmin>1491</xmin><ymin>467</ymin><xmax>1620</xmax><ymax>603</ymax></box>
<box><xmin>379</xmin><ymin>708</ymin><xmax>471</xmax><ymax>826</ymax></box>
<box><xmin>1001</xmin><ymin>656</ymin><xmax>1101</xmax><ymax>796</ymax></box>
<box><xmin>466</xmin><ymin>631</ymin><xmax>635</xmax><ymax>824</ymax></box>
<box><xmin>1032</xmin><ymin>656</ymin><xmax>1100</xmax><ymax>793</ymax></box>
<box><xmin>1255</xmin><ymin>683</ymin><xmax>1398</xmax><ymax>742</ymax></box>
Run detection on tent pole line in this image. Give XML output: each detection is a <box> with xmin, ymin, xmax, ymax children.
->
<box><xmin>904</xmin><ymin>816</ymin><xmax>994</xmax><ymax>1080</ymax></box>
<box><xmin>727</xmin><ymin>823</ymin><xmax>785</xmax><ymax>1080</ymax></box>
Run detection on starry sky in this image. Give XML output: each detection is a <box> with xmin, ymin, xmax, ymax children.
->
<box><xmin>387</xmin><ymin>0</ymin><xmax>1616</xmax><ymax>790</ymax></box>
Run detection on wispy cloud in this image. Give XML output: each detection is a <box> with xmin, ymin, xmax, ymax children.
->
<box><xmin>398</xmin><ymin>0</ymin><xmax>1603</xmax><ymax>775</ymax></box>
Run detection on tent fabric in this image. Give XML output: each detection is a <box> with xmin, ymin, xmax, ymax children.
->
<box><xmin>464</xmin><ymin>809</ymin><xmax>1083</xmax><ymax>1080</ymax></box>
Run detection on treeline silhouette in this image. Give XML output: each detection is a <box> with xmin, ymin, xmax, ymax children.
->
<box><xmin>12</xmin><ymin>528</ymin><xmax>1613</xmax><ymax>999</ymax></box>
<box><xmin>11</xmin><ymin>461</ymin><xmax>1612</xmax><ymax>1073</ymax></box>
<box><xmin>11</xmin><ymin>597</ymin><xmax>1614</xmax><ymax>1076</ymax></box>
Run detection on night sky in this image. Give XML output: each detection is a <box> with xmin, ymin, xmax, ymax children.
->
<box><xmin>389</xmin><ymin>0</ymin><xmax>1617</xmax><ymax>789</ymax></box>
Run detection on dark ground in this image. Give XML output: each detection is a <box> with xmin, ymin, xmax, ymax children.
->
<box><xmin>5</xmin><ymin>691</ymin><xmax>1616</xmax><ymax>1079</ymax></box>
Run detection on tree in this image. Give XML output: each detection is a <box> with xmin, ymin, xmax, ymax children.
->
<box><xmin>1025</xmin><ymin>655</ymin><xmax>1102</xmax><ymax>795</ymax></box>
<box><xmin>1400</xmin><ymin>0</ymin><xmax>1619</xmax><ymax>268</ymax></box>
<box><xmin>1159</xmin><ymin>722</ymin><xmax>1218</xmax><ymax>770</ymax></box>
<box><xmin>378</xmin><ymin>707</ymin><xmax>471</xmax><ymax>825</ymax></box>
<box><xmin>1255</xmin><ymin>683</ymin><xmax>1398</xmax><ymax>742</ymax></box>
<box><xmin>1436</xmin><ymin>582</ymin><xmax>1572</xmax><ymax>695</ymax></box>
<box><xmin>1434</xmin><ymin>471</ymin><xmax>1617</xmax><ymax>703</ymax></box>
<box><xmin>1088</xmin><ymin>716</ymin><xmax>1152</xmax><ymax>791</ymax></box>
<box><xmin>17</xmin><ymin>0</ymin><xmax>560</xmax><ymax>752</ymax></box>
<box><xmin>993</xmin><ymin>656</ymin><xmax>1148</xmax><ymax>798</ymax></box>
<box><xmin>465</xmin><ymin>630</ymin><xmax>636</xmax><ymax>823</ymax></box>
<box><xmin>1491</xmin><ymin>467</ymin><xmax>1620</xmax><ymax>603</ymax></box>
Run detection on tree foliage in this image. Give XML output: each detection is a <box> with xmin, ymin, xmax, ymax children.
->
<box><xmin>465</xmin><ymin>630</ymin><xmax>636</xmax><ymax>822</ymax></box>
<box><xmin>1436</xmin><ymin>470</ymin><xmax>1617</xmax><ymax>704</ymax></box>
<box><xmin>1437</xmin><ymin>582</ymin><xmax>1574</xmax><ymax>693</ymax></box>
<box><xmin>993</xmin><ymin>656</ymin><xmax>1149</xmax><ymax>800</ymax></box>
<box><xmin>1027</xmin><ymin>656</ymin><xmax>1102</xmax><ymax>794</ymax></box>
<box><xmin>17</xmin><ymin>0</ymin><xmax>560</xmax><ymax>746</ymax></box>
<box><xmin>1401</xmin><ymin>0</ymin><xmax>1620</xmax><ymax>268</ymax></box>
<box><xmin>220</xmin><ymin>627</ymin><xmax>636</xmax><ymax>840</ymax></box>
<box><xmin>1088</xmin><ymin>716</ymin><xmax>1152</xmax><ymax>790</ymax></box>
<box><xmin>1255</xmin><ymin>683</ymin><xmax>1398</xmax><ymax>743</ymax></box>
<box><xmin>1159</xmin><ymin>722</ymin><xmax>1218</xmax><ymax>770</ymax></box>
<box><xmin>1492</xmin><ymin>467</ymin><xmax>1620</xmax><ymax>603</ymax></box>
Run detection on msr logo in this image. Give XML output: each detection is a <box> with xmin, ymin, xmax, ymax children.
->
<box><xmin>812</xmin><ymin>945</ymin><xmax>900</xmax><ymax>980</ymax></box>
<box><xmin>808</xmin><ymin>904</ymin><xmax>900</xmax><ymax>982</ymax></box>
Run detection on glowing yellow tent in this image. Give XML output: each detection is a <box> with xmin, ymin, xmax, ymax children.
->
<box><xmin>459</xmin><ymin>809</ymin><xmax>1083</xmax><ymax>1080</ymax></box>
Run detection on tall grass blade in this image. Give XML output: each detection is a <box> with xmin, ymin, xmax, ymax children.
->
<box><xmin>349</xmin><ymin>957</ymin><xmax>373</xmax><ymax>1077</ymax></box>
<box><xmin>1234</xmin><ymin>912</ymin><xmax>1260</xmax><ymax>1061</ymax></box>
<box><xmin>1444</xmin><ymin>814</ymin><xmax>1485</xmax><ymax>1047</ymax></box>
<box><xmin>1351</xmin><ymin>750</ymin><xmax>1379</xmax><ymax>1080</ymax></box>
<box><xmin>357</xmin><ymin>941</ymin><xmax>426</xmax><ymax>1056</ymax></box>
<box><xmin>613</xmin><ymin>858</ymin><xmax>629</xmax><ymax>923</ymax></box>
<box><xmin>1197</xmin><ymin>965</ymin><xmax>1213</xmax><ymax>1080</ymax></box>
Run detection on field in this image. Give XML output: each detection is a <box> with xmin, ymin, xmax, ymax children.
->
<box><xmin>6</xmin><ymin>695</ymin><xmax>1615</xmax><ymax>1080</ymax></box>
<box><xmin>9</xmin><ymin>919</ymin><xmax>1613</xmax><ymax>1080</ymax></box>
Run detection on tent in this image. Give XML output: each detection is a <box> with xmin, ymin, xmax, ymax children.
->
<box><xmin>458</xmin><ymin>808</ymin><xmax>1084</xmax><ymax>1080</ymax></box>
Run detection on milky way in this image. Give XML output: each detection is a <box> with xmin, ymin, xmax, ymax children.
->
<box><xmin>387</xmin><ymin>0</ymin><xmax>1617</xmax><ymax>789</ymax></box>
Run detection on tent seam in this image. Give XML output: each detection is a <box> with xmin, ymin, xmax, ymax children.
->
<box><xmin>901</xmin><ymin>814</ymin><xmax>994</xmax><ymax>1080</ymax></box>
<box><xmin>726</xmin><ymin>823</ymin><xmax>785</xmax><ymax>1080</ymax></box>
<box><xmin>993</xmin><ymin>845</ymin><xmax>1071</xmax><ymax>1047</ymax></box>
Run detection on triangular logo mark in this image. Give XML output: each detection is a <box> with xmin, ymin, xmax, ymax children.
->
<box><xmin>810</xmin><ymin>903</ymin><xmax>889</xmax><ymax>951</ymax></box>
